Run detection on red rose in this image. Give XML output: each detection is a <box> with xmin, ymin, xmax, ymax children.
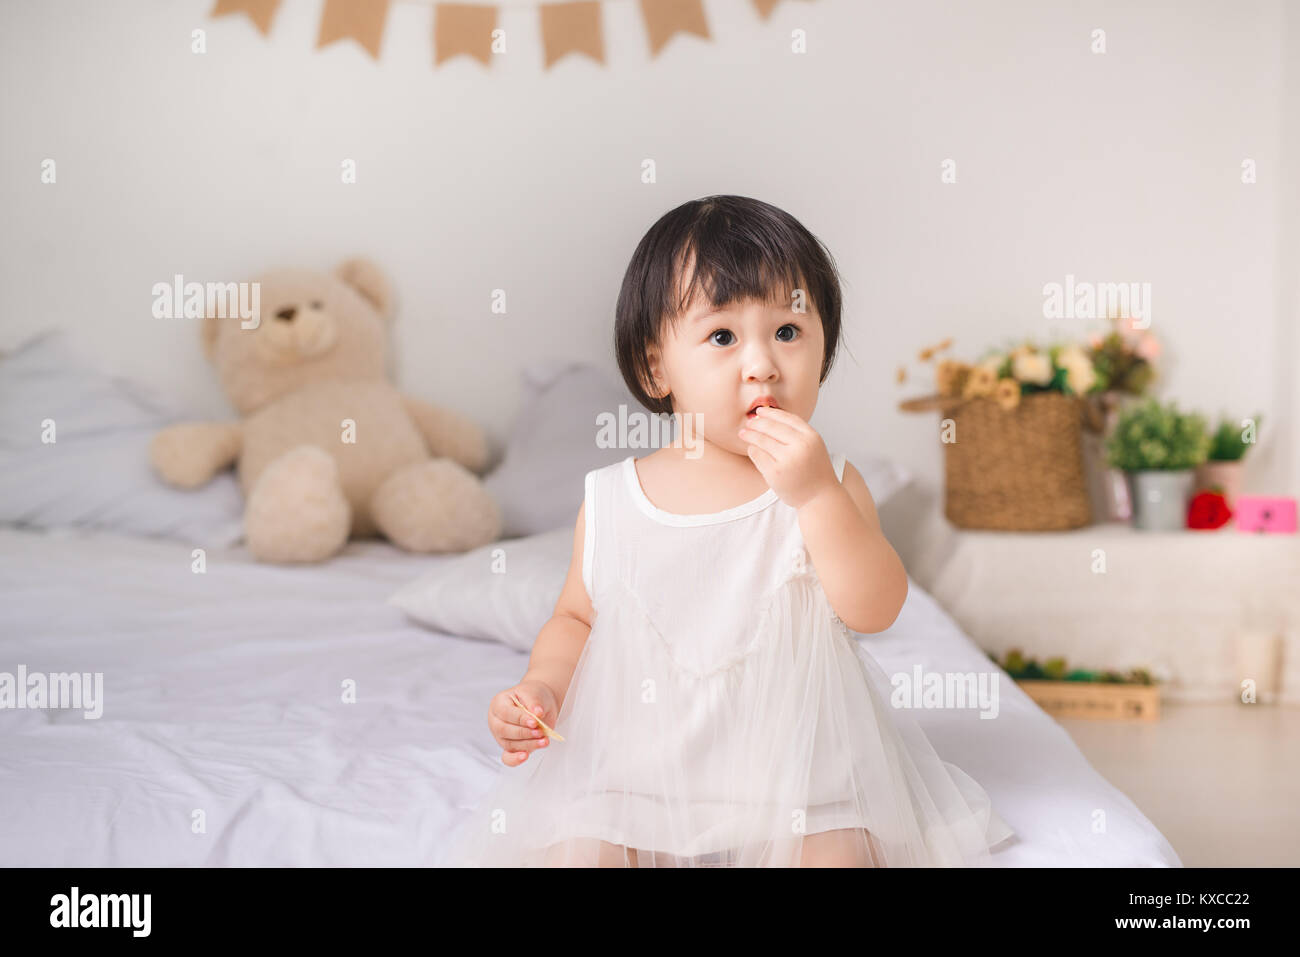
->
<box><xmin>1187</xmin><ymin>490</ymin><xmax>1232</xmax><ymax>529</ymax></box>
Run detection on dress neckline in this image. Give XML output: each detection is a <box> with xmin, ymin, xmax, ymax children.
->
<box><xmin>623</xmin><ymin>456</ymin><xmax>779</xmax><ymax>527</ymax></box>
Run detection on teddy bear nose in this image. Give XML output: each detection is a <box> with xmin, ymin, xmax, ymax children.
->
<box><xmin>274</xmin><ymin>307</ymin><xmax>297</xmax><ymax>322</ymax></box>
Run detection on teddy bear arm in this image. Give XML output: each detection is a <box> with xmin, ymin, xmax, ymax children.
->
<box><xmin>150</xmin><ymin>421</ymin><xmax>243</xmax><ymax>489</ymax></box>
<box><xmin>400</xmin><ymin>395</ymin><xmax>491</xmax><ymax>474</ymax></box>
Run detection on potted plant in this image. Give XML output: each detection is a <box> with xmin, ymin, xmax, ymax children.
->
<box><xmin>1105</xmin><ymin>398</ymin><xmax>1210</xmax><ymax>531</ymax></box>
<box><xmin>1084</xmin><ymin>317</ymin><xmax>1161</xmax><ymax>521</ymax></box>
<box><xmin>1197</xmin><ymin>413</ymin><xmax>1263</xmax><ymax>510</ymax></box>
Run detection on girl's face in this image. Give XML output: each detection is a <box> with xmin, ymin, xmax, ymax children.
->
<box><xmin>645</xmin><ymin>288</ymin><xmax>825</xmax><ymax>457</ymax></box>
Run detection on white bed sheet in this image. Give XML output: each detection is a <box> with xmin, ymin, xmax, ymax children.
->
<box><xmin>0</xmin><ymin>526</ymin><xmax>1181</xmax><ymax>867</ymax></box>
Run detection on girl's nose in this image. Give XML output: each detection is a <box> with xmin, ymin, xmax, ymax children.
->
<box><xmin>744</xmin><ymin>353</ymin><xmax>779</xmax><ymax>381</ymax></box>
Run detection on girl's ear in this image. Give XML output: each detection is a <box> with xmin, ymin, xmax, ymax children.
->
<box><xmin>643</xmin><ymin>344</ymin><xmax>668</xmax><ymax>399</ymax></box>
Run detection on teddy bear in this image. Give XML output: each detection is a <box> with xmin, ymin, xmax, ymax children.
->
<box><xmin>150</xmin><ymin>256</ymin><xmax>502</xmax><ymax>563</ymax></box>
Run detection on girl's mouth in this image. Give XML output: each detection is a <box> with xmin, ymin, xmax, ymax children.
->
<box><xmin>746</xmin><ymin>398</ymin><xmax>780</xmax><ymax>418</ymax></box>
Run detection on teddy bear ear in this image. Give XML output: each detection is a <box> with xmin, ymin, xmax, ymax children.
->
<box><xmin>334</xmin><ymin>257</ymin><xmax>394</xmax><ymax>321</ymax></box>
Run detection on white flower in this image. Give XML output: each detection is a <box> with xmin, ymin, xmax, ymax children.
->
<box><xmin>1063</xmin><ymin>358</ymin><xmax>1096</xmax><ymax>393</ymax></box>
<box><xmin>1055</xmin><ymin>344</ymin><xmax>1096</xmax><ymax>393</ymax></box>
<box><xmin>1057</xmin><ymin>345</ymin><xmax>1089</xmax><ymax>369</ymax></box>
<box><xmin>1012</xmin><ymin>351</ymin><xmax>1053</xmax><ymax>386</ymax></box>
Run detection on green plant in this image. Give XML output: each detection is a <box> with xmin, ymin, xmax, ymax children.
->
<box><xmin>1105</xmin><ymin>398</ymin><xmax>1209</xmax><ymax>471</ymax></box>
<box><xmin>1206</xmin><ymin>413</ymin><xmax>1262</xmax><ymax>462</ymax></box>
<box><xmin>991</xmin><ymin>649</ymin><xmax>1157</xmax><ymax>686</ymax></box>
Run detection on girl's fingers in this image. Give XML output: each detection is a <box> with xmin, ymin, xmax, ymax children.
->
<box><xmin>501</xmin><ymin>736</ymin><xmax>548</xmax><ymax>758</ymax></box>
<box><xmin>754</xmin><ymin>406</ymin><xmax>811</xmax><ymax>434</ymax></box>
<box><xmin>492</xmin><ymin>715</ymin><xmax>543</xmax><ymax>740</ymax></box>
<box><xmin>510</xmin><ymin>696</ymin><xmax>543</xmax><ymax>728</ymax></box>
<box><xmin>741</xmin><ymin>409</ymin><xmax>799</xmax><ymax>442</ymax></box>
<box><xmin>494</xmin><ymin>717</ymin><xmax>549</xmax><ymax>747</ymax></box>
<box><xmin>738</xmin><ymin>420</ymin><xmax>791</xmax><ymax>447</ymax></box>
<box><xmin>739</xmin><ymin>428</ymin><xmax>783</xmax><ymax>456</ymax></box>
<box><xmin>497</xmin><ymin>696</ymin><xmax>536</xmax><ymax>728</ymax></box>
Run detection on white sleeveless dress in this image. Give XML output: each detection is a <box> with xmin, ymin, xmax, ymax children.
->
<box><xmin>440</xmin><ymin>451</ymin><xmax>1015</xmax><ymax>867</ymax></box>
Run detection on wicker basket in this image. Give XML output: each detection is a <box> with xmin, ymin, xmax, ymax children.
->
<box><xmin>900</xmin><ymin>391</ymin><xmax>1099</xmax><ymax>531</ymax></box>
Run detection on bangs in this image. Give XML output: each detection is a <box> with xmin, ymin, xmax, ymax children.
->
<box><xmin>663</xmin><ymin>236</ymin><xmax>811</xmax><ymax>334</ymax></box>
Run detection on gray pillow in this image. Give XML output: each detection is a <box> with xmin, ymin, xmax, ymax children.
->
<box><xmin>0</xmin><ymin>328</ymin><xmax>245</xmax><ymax>546</ymax></box>
<box><xmin>484</xmin><ymin>359</ymin><xmax>644</xmax><ymax>539</ymax></box>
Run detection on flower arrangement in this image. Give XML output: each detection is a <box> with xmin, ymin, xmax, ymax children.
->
<box><xmin>924</xmin><ymin>339</ymin><xmax>1100</xmax><ymax>412</ymax></box>
<box><xmin>897</xmin><ymin>332</ymin><xmax>1113</xmax><ymax>531</ymax></box>
<box><xmin>1105</xmin><ymin>398</ymin><xmax>1209</xmax><ymax>471</ymax></box>
<box><xmin>1086</xmin><ymin>315</ymin><xmax>1160</xmax><ymax>396</ymax></box>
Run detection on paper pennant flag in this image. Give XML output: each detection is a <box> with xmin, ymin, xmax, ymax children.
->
<box><xmin>317</xmin><ymin>0</ymin><xmax>392</xmax><ymax>60</ymax></box>
<box><xmin>434</xmin><ymin>2</ymin><xmax>498</xmax><ymax>66</ymax></box>
<box><xmin>540</xmin><ymin>1</ymin><xmax>604</xmax><ymax>69</ymax></box>
<box><xmin>640</xmin><ymin>0</ymin><xmax>709</xmax><ymax>57</ymax></box>
<box><xmin>753</xmin><ymin>0</ymin><xmax>815</xmax><ymax>20</ymax></box>
<box><xmin>210</xmin><ymin>0</ymin><xmax>282</xmax><ymax>36</ymax></box>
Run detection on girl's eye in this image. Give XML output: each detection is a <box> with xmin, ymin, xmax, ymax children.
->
<box><xmin>708</xmin><ymin>325</ymin><xmax>800</xmax><ymax>347</ymax></box>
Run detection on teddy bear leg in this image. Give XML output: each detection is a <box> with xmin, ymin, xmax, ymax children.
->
<box><xmin>244</xmin><ymin>445</ymin><xmax>352</xmax><ymax>563</ymax></box>
<box><xmin>370</xmin><ymin>459</ymin><xmax>502</xmax><ymax>553</ymax></box>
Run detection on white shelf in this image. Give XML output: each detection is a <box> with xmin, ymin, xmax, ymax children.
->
<box><xmin>923</xmin><ymin>521</ymin><xmax>1300</xmax><ymax>704</ymax></box>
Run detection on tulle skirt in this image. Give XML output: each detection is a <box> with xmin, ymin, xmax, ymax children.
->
<box><xmin>439</xmin><ymin>572</ymin><xmax>1015</xmax><ymax>867</ymax></box>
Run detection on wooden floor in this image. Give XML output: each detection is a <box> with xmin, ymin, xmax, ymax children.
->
<box><xmin>1055</xmin><ymin>701</ymin><xmax>1300</xmax><ymax>867</ymax></box>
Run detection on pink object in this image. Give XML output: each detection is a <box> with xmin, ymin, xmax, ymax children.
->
<box><xmin>1135</xmin><ymin>333</ymin><xmax>1161</xmax><ymax>361</ymax></box>
<box><xmin>1235</xmin><ymin>496</ymin><xmax>1297</xmax><ymax>533</ymax></box>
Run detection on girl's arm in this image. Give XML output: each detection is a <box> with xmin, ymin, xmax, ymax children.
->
<box><xmin>521</xmin><ymin>502</ymin><xmax>594</xmax><ymax>713</ymax></box>
<box><xmin>797</xmin><ymin>462</ymin><xmax>909</xmax><ymax>634</ymax></box>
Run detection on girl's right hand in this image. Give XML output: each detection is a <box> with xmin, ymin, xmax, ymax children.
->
<box><xmin>489</xmin><ymin>680</ymin><xmax>560</xmax><ymax>767</ymax></box>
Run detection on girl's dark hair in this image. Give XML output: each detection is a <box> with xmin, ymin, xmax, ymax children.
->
<box><xmin>615</xmin><ymin>194</ymin><xmax>843</xmax><ymax>415</ymax></box>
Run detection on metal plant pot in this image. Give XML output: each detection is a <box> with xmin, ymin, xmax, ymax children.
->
<box><xmin>1126</xmin><ymin>470</ymin><xmax>1196</xmax><ymax>531</ymax></box>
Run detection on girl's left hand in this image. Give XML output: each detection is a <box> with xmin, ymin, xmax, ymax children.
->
<box><xmin>737</xmin><ymin>406</ymin><xmax>839</xmax><ymax>511</ymax></box>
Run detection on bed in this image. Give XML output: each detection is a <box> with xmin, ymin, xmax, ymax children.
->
<box><xmin>0</xmin><ymin>522</ymin><xmax>1181</xmax><ymax>867</ymax></box>
<box><xmin>0</xmin><ymin>338</ymin><xmax>1181</xmax><ymax>867</ymax></box>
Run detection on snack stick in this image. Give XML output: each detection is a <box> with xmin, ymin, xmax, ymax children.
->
<box><xmin>510</xmin><ymin>692</ymin><xmax>565</xmax><ymax>742</ymax></box>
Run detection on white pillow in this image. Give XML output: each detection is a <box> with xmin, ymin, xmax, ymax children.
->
<box><xmin>0</xmin><ymin>329</ymin><xmax>245</xmax><ymax>546</ymax></box>
<box><xmin>387</xmin><ymin>525</ymin><xmax>572</xmax><ymax>652</ymax></box>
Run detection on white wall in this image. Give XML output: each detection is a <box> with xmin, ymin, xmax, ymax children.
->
<box><xmin>2</xmin><ymin>0</ymin><xmax>1293</xmax><ymax>523</ymax></box>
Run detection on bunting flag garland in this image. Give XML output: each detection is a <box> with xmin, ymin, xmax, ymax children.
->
<box><xmin>207</xmin><ymin>0</ymin><xmax>814</xmax><ymax>69</ymax></box>
<box><xmin>317</xmin><ymin>0</ymin><xmax>392</xmax><ymax>58</ymax></box>
<box><xmin>641</xmin><ymin>0</ymin><xmax>709</xmax><ymax>57</ymax></box>
<box><xmin>210</xmin><ymin>0</ymin><xmax>281</xmax><ymax>36</ymax></box>
<box><xmin>435</xmin><ymin>3</ymin><xmax>499</xmax><ymax>65</ymax></box>
<box><xmin>539</xmin><ymin>1</ymin><xmax>603</xmax><ymax>67</ymax></box>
